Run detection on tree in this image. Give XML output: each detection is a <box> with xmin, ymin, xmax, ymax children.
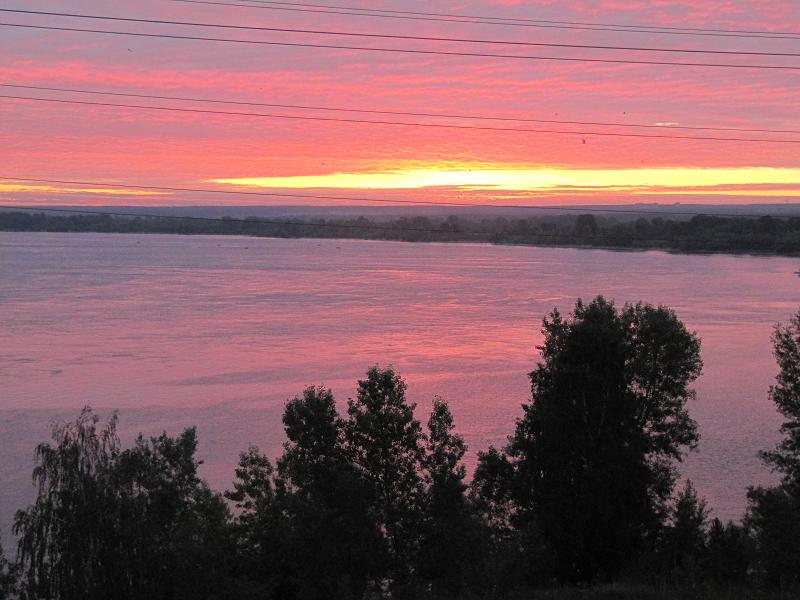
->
<box><xmin>422</xmin><ymin>398</ymin><xmax>466</xmax><ymax>518</ymax></box>
<box><xmin>0</xmin><ymin>534</ymin><xmax>16</xmax><ymax>600</ymax></box>
<box><xmin>746</xmin><ymin>309</ymin><xmax>800</xmax><ymax>587</ymax></box>
<box><xmin>760</xmin><ymin>310</ymin><xmax>800</xmax><ymax>486</ymax></box>
<box><xmin>504</xmin><ymin>297</ymin><xmax>702</xmax><ymax>583</ymax></box>
<box><xmin>417</xmin><ymin>397</ymin><xmax>476</xmax><ymax>598</ymax></box>
<box><xmin>745</xmin><ymin>487</ymin><xmax>800</xmax><ymax>587</ymax></box>
<box><xmin>280</xmin><ymin>386</ymin><xmax>343</xmax><ymax>490</ymax></box>
<box><xmin>114</xmin><ymin>427</ymin><xmax>234</xmax><ymax>600</ymax></box>
<box><xmin>704</xmin><ymin>519</ymin><xmax>753</xmax><ymax>585</ymax></box>
<box><xmin>278</xmin><ymin>386</ymin><xmax>383</xmax><ymax>599</ymax></box>
<box><xmin>225</xmin><ymin>387</ymin><xmax>386</xmax><ymax>599</ymax></box>
<box><xmin>472</xmin><ymin>446</ymin><xmax>546</xmax><ymax>596</ymax></box>
<box><xmin>343</xmin><ymin>367</ymin><xmax>425</xmax><ymax>590</ymax></box>
<box><xmin>225</xmin><ymin>447</ymin><xmax>295</xmax><ymax>598</ymax></box>
<box><xmin>575</xmin><ymin>214</ymin><xmax>598</xmax><ymax>236</ymax></box>
<box><xmin>662</xmin><ymin>481</ymin><xmax>708</xmax><ymax>580</ymax></box>
<box><xmin>14</xmin><ymin>408</ymin><xmax>233</xmax><ymax>600</ymax></box>
<box><xmin>14</xmin><ymin>409</ymin><xmax>122</xmax><ymax>599</ymax></box>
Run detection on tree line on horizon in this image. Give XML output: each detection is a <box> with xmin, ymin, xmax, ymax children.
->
<box><xmin>1</xmin><ymin>297</ymin><xmax>799</xmax><ymax>600</ymax></box>
<box><xmin>3</xmin><ymin>211</ymin><xmax>800</xmax><ymax>255</ymax></box>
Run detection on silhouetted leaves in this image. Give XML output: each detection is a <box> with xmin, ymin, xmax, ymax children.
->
<box><xmin>498</xmin><ymin>297</ymin><xmax>703</xmax><ymax>583</ymax></box>
<box><xmin>746</xmin><ymin>308</ymin><xmax>800</xmax><ymax>588</ymax></box>
<box><xmin>13</xmin><ymin>409</ymin><xmax>233</xmax><ymax>600</ymax></box>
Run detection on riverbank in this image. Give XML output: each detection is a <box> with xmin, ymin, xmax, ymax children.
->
<box><xmin>3</xmin><ymin>210</ymin><xmax>800</xmax><ymax>257</ymax></box>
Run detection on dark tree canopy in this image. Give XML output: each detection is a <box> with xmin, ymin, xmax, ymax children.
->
<box><xmin>417</xmin><ymin>397</ymin><xmax>478</xmax><ymax>598</ymax></box>
<box><xmin>0</xmin><ymin>535</ymin><xmax>16</xmax><ymax>600</ymax></box>
<box><xmin>501</xmin><ymin>296</ymin><xmax>702</xmax><ymax>583</ymax></box>
<box><xmin>13</xmin><ymin>408</ymin><xmax>233</xmax><ymax>600</ymax></box>
<box><xmin>746</xmin><ymin>486</ymin><xmax>800</xmax><ymax>587</ymax></box>
<box><xmin>662</xmin><ymin>480</ymin><xmax>708</xmax><ymax>580</ymax></box>
<box><xmin>278</xmin><ymin>386</ymin><xmax>383</xmax><ymax>599</ymax></box>
<box><xmin>344</xmin><ymin>366</ymin><xmax>425</xmax><ymax>588</ymax></box>
<box><xmin>761</xmin><ymin>310</ymin><xmax>800</xmax><ymax>486</ymax></box>
<box><xmin>225</xmin><ymin>387</ymin><xmax>384</xmax><ymax>599</ymax></box>
<box><xmin>703</xmin><ymin>518</ymin><xmax>754</xmax><ymax>585</ymax></box>
<box><xmin>746</xmin><ymin>308</ymin><xmax>800</xmax><ymax>587</ymax></box>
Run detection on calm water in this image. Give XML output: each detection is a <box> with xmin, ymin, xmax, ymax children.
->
<box><xmin>2</xmin><ymin>232</ymin><xmax>798</xmax><ymax>535</ymax></box>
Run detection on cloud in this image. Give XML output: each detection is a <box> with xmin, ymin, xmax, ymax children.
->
<box><xmin>2</xmin><ymin>1</ymin><xmax>799</xmax><ymax>207</ymax></box>
<box><xmin>213</xmin><ymin>166</ymin><xmax>800</xmax><ymax>194</ymax></box>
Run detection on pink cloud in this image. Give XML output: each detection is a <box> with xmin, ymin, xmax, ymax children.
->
<box><xmin>1</xmin><ymin>0</ymin><xmax>798</xmax><ymax>206</ymax></box>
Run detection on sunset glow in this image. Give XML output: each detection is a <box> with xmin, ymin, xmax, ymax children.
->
<box><xmin>214</xmin><ymin>167</ymin><xmax>800</xmax><ymax>194</ymax></box>
<box><xmin>1</xmin><ymin>1</ymin><xmax>799</xmax><ymax>207</ymax></box>
<box><xmin>0</xmin><ymin>183</ymin><xmax>169</xmax><ymax>197</ymax></box>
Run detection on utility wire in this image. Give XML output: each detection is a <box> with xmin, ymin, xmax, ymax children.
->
<box><xmin>241</xmin><ymin>0</ymin><xmax>800</xmax><ymax>38</ymax></box>
<box><xmin>3</xmin><ymin>22</ymin><xmax>799</xmax><ymax>71</ymax></box>
<box><xmin>4</xmin><ymin>83</ymin><xmax>799</xmax><ymax>136</ymax></box>
<box><xmin>2</xmin><ymin>8</ymin><xmax>799</xmax><ymax>57</ymax></box>
<box><xmin>4</xmin><ymin>94</ymin><xmax>800</xmax><ymax>145</ymax></box>
<box><xmin>2</xmin><ymin>177</ymin><xmax>798</xmax><ymax>219</ymax></box>
<box><xmin>169</xmin><ymin>0</ymin><xmax>800</xmax><ymax>41</ymax></box>
<box><xmin>0</xmin><ymin>203</ymin><xmax>712</xmax><ymax>245</ymax></box>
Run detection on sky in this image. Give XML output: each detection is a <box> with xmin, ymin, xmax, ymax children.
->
<box><xmin>1</xmin><ymin>0</ymin><xmax>800</xmax><ymax>207</ymax></box>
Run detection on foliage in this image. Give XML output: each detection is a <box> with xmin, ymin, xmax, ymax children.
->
<box><xmin>278</xmin><ymin>386</ymin><xmax>384</xmax><ymax>599</ymax></box>
<box><xmin>0</xmin><ymin>534</ymin><xmax>16</xmax><ymax>600</ymax></box>
<box><xmin>746</xmin><ymin>308</ymin><xmax>800</xmax><ymax>588</ymax></box>
<box><xmin>494</xmin><ymin>297</ymin><xmax>702</xmax><ymax>583</ymax></box>
<box><xmin>470</xmin><ymin>446</ymin><xmax>540</xmax><ymax>594</ymax></box>
<box><xmin>662</xmin><ymin>481</ymin><xmax>709</xmax><ymax>580</ymax></box>
<box><xmin>746</xmin><ymin>486</ymin><xmax>800</xmax><ymax>587</ymax></box>
<box><xmin>703</xmin><ymin>519</ymin><xmax>754</xmax><ymax>585</ymax></box>
<box><xmin>13</xmin><ymin>408</ymin><xmax>233</xmax><ymax>600</ymax></box>
<box><xmin>344</xmin><ymin>366</ymin><xmax>425</xmax><ymax>590</ymax></box>
<box><xmin>417</xmin><ymin>397</ymin><xmax>478</xmax><ymax>598</ymax></box>
<box><xmin>761</xmin><ymin>310</ymin><xmax>800</xmax><ymax>485</ymax></box>
<box><xmin>224</xmin><ymin>447</ymin><xmax>292</xmax><ymax>597</ymax></box>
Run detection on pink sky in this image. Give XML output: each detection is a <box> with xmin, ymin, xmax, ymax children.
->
<box><xmin>1</xmin><ymin>0</ymin><xmax>800</xmax><ymax>206</ymax></box>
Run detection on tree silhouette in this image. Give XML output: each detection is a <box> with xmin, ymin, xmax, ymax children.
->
<box><xmin>703</xmin><ymin>519</ymin><xmax>754</xmax><ymax>585</ymax></box>
<box><xmin>278</xmin><ymin>386</ymin><xmax>383</xmax><ymax>598</ymax></box>
<box><xmin>497</xmin><ymin>297</ymin><xmax>702</xmax><ymax>583</ymax></box>
<box><xmin>14</xmin><ymin>408</ymin><xmax>233</xmax><ymax>600</ymax></box>
<box><xmin>0</xmin><ymin>534</ymin><xmax>16</xmax><ymax>599</ymax></box>
<box><xmin>344</xmin><ymin>367</ymin><xmax>425</xmax><ymax>591</ymax></box>
<box><xmin>746</xmin><ymin>308</ymin><xmax>800</xmax><ymax>587</ymax></box>
<box><xmin>663</xmin><ymin>480</ymin><xmax>708</xmax><ymax>581</ymax></box>
<box><xmin>417</xmin><ymin>397</ymin><xmax>477</xmax><ymax>598</ymax></box>
<box><xmin>225</xmin><ymin>447</ymin><xmax>291</xmax><ymax>598</ymax></box>
<box><xmin>760</xmin><ymin>310</ymin><xmax>800</xmax><ymax>486</ymax></box>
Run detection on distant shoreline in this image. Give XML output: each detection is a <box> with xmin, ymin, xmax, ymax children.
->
<box><xmin>2</xmin><ymin>210</ymin><xmax>800</xmax><ymax>258</ymax></box>
<box><xmin>3</xmin><ymin>228</ymin><xmax>794</xmax><ymax>260</ymax></box>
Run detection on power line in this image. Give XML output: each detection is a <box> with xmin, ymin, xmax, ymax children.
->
<box><xmin>0</xmin><ymin>203</ymin><xmax>708</xmax><ymax>245</ymax></box>
<box><xmin>2</xmin><ymin>177</ymin><xmax>798</xmax><ymax>219</ymax></box>
<box><xmin>244</xmin><ymin>0</ymin><xmax>800</xmax><ymax>37</ymax></box>
<box><xmin>4</xmin><ymin>83</ymin><xmax>798</xmax><ymax>136</ymax></box>
<box><xmin>5</xmin><ymin>94</ymin><xmax>800</xmax><ymax>145</ymax></box>
<box><xmin>3</xmin><ymin>22</ymin><xmax>800</xmax><ymax>71</ymax></box>
<box><xmin>3</xmin><ymin>8</ymin><xmax>800</xmax><ymax>57</ymax></box>
<box><xmin>169</xmin><ymin>0</ymin><xmax>800</xmax><ymax>41</ymax></box>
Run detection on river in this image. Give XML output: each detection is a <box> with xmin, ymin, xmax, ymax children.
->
<box><xmin>1</xmin><ymin>231</ymin><xmax>797</xmax><ymax>537</ymax></box>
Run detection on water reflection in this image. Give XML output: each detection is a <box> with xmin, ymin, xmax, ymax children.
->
<box><xmin>1</xmin><ymin>232</ymin><xmax>796</xmax><ymax>535</ymax></box>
